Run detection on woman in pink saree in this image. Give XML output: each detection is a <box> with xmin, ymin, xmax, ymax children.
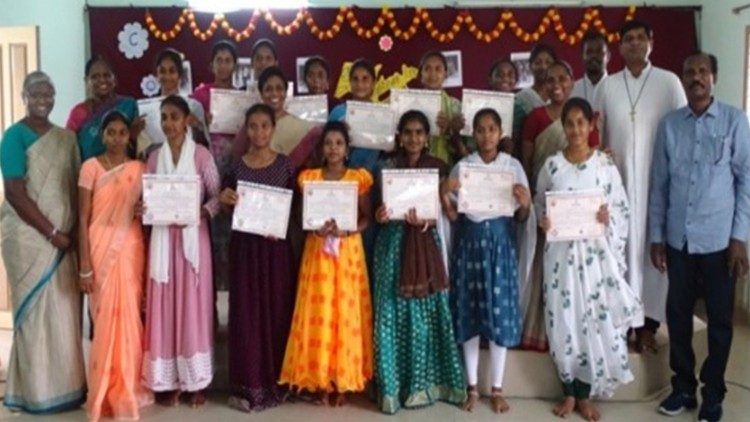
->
<box><xmin>78</xmin><ymin>110</ymin><xmax>153</xmax><ymax>421</ymax></box>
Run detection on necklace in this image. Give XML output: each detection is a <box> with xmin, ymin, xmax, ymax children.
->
<box><xmin>103</xmin><ymin>153</ymin><xmax>126</xmax><ymax>170</ymax></box>
<box><xmin>623</xmin><ymin>65</ymin><xmax>653</xmax><ymax>123</ymax></box>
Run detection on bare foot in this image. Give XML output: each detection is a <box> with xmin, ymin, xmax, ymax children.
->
<box><xmin>316</xmin><ymin>391</ymin><xmax>331</xmax><ymax>406</ymax></box>
<box><xmin>635</xmin><ymin>328</ymin><xmax>658</xmax><ymax>354</ymax></box>
<box><xmin>189</xmin><ymin>390</ymin><xmax>207</xmax><ymax>408</ymax></box>
<box><xmin>463</xmin><ymin>385</ymin><xmax>479</xmax><ymax>412</ymax></box>
<box><xmin>155</xmin><ymin>390</ymin><xmax>180</xmax><ymax>407</ymax></box>
<box><xmin>553</xmin><ymin>396</ymin><xmax>575</xmax><ymax>418</ymax></box>
<box><xmin>334</xmin><ymin>392</ymin><xmax>347</xmax><ymax>407</ymax></box>
<box><xmin>576</xmin><ymin>399</ymin><xmax>601</xmax><ymax>421</ymax></box>
<box><xmin>490</xmin><ymin>387</ymin><xmax>510</xmax><ymax>413</ymax></box>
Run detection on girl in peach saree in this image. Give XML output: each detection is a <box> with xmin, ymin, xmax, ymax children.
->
<box><xmin>78</xmin><ymin>111</ymin><xmax>153</xmax><ymax>421</ymax></box>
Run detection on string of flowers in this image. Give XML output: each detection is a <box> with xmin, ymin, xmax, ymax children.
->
<box><xmin>144</xmin><ymin>6</ymin><xmax>636</xmax><ymax>44</ymax></box>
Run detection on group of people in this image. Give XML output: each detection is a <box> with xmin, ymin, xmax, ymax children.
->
<box><xmin>0</xmin><ymin>18</ymin><xmax>747</xmax><ymax>422</ymax></box>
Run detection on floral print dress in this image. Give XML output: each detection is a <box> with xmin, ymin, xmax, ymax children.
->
<box><xmin>534</xmin><ymin>150</ymin><xmax>642</xmax><ymax>397</ymax></box>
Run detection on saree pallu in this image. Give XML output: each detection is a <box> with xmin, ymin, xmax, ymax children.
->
<box><xmin>428</xmin><ymin>92</ymin><xmax>462</xmax><ymax>167</ymax></box>
<box><xmin>1</xmin><ymin>127</ymin><xmax>86</xmax><ymax>413</ymax></box>
<box><xmin>521</xmin><ymin>119</ymin><xmax>566</xmax><ymax>351</ymax></box>
<box><xmin>66</xmin><ymin>96</ymin><xmax>138</xmax><ymax>161</ymax></box>
<box><xmin>81</xmin><ymin>160</ymin><xmax>153</xmax><ymax>421</ymax></box>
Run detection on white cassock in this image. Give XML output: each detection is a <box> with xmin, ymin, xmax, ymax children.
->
<box><xmin>593</xmin><ymin>62</ymin><xmax>686</xmax><ymax>326</ymax></box>
<box><xmin>571</xmin><ymin>72</ymin><xmax>607</xmax><ymax>105</ymax></box>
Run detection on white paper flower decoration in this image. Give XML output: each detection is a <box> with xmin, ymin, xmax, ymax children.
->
<box><xmin>140</xmin><ymin>74</ymin><xmax>160</xmax><ymax>97</ymax></box>
<box><xmin>118</xmin><ymin>22</ymin><xmax>149</xmax><ymax>59</ymax></box>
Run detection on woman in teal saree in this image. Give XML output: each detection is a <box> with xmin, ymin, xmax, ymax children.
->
<box><xmin>66</xmin><ymin>56</ymin><xmax>139</xmax><ymax>161</ymax></box>
<box><xmin>0</xmin><ymin>71</ymin><xmax>86</xmax><ymax>413</ymax></box>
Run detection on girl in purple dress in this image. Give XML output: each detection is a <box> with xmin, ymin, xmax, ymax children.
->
<box><xmin>219</xmin><ymin>104</ymin><xmax>297</xmax><ymax>411</ymax></box>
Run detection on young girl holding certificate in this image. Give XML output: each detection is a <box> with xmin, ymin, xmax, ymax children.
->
<box><xmin>441</xmin><ymin>108</ymin><xmax>531</xmax><ymax>413</ymax></box>
<box><xmin>279</xmin><ymin>121</ymin><xmax>373</xmax><ymax>407</ymax></box>
<box><xmin>219</xmin><ymin>104</ymin><xmax>297</xmax><ymax>412</ymax></box>
<box><xmin>329</xmin><ymin>59</ymin><xmax>381</xmax><ymax>274</ymax></box>
<box><xmin>487</xmin><ymin>58</ymin><xmax>520</xmax><ymax>155</ymax></box>
<box><xmin>138</xmin><ymin>49</ymin><xmax>210</xmax><ymax>153</ymax></box>
<box><xmin>418</xmin><ymin>51</ymin><xmax>466</xmax><ymax>166</ymax></box>
<box><xmin>329</xmin><ymin>58</ymin><xmax>380</xmax><ymax>170</ymax></box>
<box><xmin>371</xmin><ymin>110</ymin><xmax>466</xmax><ymax>414</ymax></box>
<box><xmin>535</xmin><ymin>98</ymin><xmax>640</xmax><ymax>421</ymax></box>
<box><xmin>142</xmin><ymin>95</ymin><xmax>220</xmax><ymax>407</ymax></box>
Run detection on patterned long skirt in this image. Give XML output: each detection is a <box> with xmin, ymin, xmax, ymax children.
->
<box><xmin>450</xmin><ymin>217</ymin><xmax>522</xmax><ymax>347</ymax></box>
<box><xmin>372</xmin><ymin>223</ymin><xmax>466</xmax><ymax>414</ymax></box>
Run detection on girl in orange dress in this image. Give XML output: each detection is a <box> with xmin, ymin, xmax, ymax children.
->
<box><xmin>78</xmin><ymin>110</ymin><xmax>153</xmax><ymax>421</ymax></box>
<box><xmin>279</xmin><ymin>121</ymin><xmax>373</xmax><ymax>406</ymax></box>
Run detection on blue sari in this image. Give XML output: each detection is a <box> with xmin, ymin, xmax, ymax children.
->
<box><xmin>66</xmin><ymin>96</ymin><xmax>138</xmax><ymax>161</ymax></box>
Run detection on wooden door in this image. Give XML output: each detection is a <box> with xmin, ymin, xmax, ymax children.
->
<box><xmin>0</xmin><ymin>26</ymin><xmax>39</xmax><ymax>329</ymax></box>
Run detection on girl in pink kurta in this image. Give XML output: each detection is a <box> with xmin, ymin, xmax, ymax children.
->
<box><xmin>141</xmin><ymin>95</ymin><xmax>220</xmax><ymax>408</ymax></box>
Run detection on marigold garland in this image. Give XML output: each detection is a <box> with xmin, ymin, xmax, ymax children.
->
<box><xmin>144</xmin><ymin>6</ymin><xmax>636</xmax><ymax>44</ymax></box>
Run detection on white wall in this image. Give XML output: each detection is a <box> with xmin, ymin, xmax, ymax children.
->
<box><xmin>700</xmin><ymin>0</ymin><xmax>750</xmax><ymax>108</ymax></box>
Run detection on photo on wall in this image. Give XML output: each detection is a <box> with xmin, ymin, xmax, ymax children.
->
<box><xmin>442</xmin><ymin>50</ymin><xmax>463</xmax><ymax>88</ymax></box>
<box><xmin>295</xmin><ymin>56</ymin><xmax>313</xmax><ymax>94</ymax></box>
<box><xmin>511</xmin><ymin>51</ymin><xmax>533</xmax><ymax>89</ymax></box>
<box><xmin>179</xmin><ymin>60</ymin><xmax>193</xmax><ymax>95</ymax></box>
<box><xmin>232</xmin><ymin>57</ymin><xmax>253</xmax><ymax>89</ymax></box>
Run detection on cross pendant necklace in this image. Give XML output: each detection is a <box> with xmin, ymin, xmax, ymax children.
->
<box><xmin>623</xmin><ymin>65</ymin><xmax>653</xmax><ymax>124</ymax></box>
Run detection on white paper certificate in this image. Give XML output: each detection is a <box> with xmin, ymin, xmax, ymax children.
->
<box><xmin>137</xmin><ymin>96</ymin><xmax>167</xmax><ymax>145</ymax></box>
<box><xmin>461</xmin><ymin>89</ymin><xmax>515</xmax><ymax>137</ymax></box>
<box><xmin>389</xmin><ymin>89</ymin><xmax>441</xmax><ymax>133</ymax></box>
<box><xmin>302</xmin><ymin>181</ymin><xmax>358</xmax><ymax>231</ymax></box>
<box><xmin>232</xmin><ymin>181</ymin><xmax>293</xmax><ymax>239</ymax></box>
<box><xmin>209</xmin><ymin>88</ymin><xmax>260</xmax><ymax>134</ymax></box>
<box><xmin>286</xmin><ymin>95</ymin><xmax>328</xmax><ymax>123</ymax></box>
<box><xmin>346</xmin><ymin>101</ymin><xmax>396</xmax><ymax>151</ymax></box>
<box><xmin>457</xmin><ymin>164</ymin><xmax>514</xmax><ymax>216</ymax></box>
<box><xmin>546</xmin><ymin>190</ymin><xmax>606</xmax><ymax>242</ymax></box>
<box><xmin>142</xmin><ymin>175</ymin><xmax>201</xmax><ymax>226</ymax></box>
<box><xmin>381</xmin><ymin>169</ymin><xmax>439</xmax><ymax>220</ymax></box>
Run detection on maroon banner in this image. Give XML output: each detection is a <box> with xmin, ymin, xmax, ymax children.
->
<box><xmin>88</xmin><ymin>6</ymin><xmax>697</xmax><ymax>101</ymax></box>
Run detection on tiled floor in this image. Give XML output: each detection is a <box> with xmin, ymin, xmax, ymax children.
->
<box><xmin>1</xmin><ymin>324</ymin><xmax>749</xmax><ymax>421</ymax></box>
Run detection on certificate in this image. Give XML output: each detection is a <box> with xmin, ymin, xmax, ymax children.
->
<box><xmin>461</xmin><ymin>89</ymin><xmax>515</xmax><ymax>137</ymax></box>
<box><xmin>346</xmin><ymin>101</ymin><xmax>396</xmax><ymax>151</ymax></box>
<box><xmin>457</xmin><ymin>164</ymin><xmax>515</xmax><ymax>216</ymax></box>
<box><xmin>302</xmin><ymin>181</ymin><xmax>358</xmax><ymax>231</ymax></box>
<box><xmin>381</xmin><ymin>169</ymin><xmax>439</xmax><ymax>220</ymax></box>
<box><xmin>232</xmin><ymin>181</ymin><xmax>293</xmax><ymax>239</ymax></box>
<box><xmin>286</xmin><ymin>95</ymin><xmax>328</xmax><ymax>123</ymax></box>
<box><xmin>209</xmin><ymin>88</ymin><xmax>260</xmax><ymax>134</ymax></box>
<box><xmin>546</xmin><ymin>190</ymin><xmax>606</xmax><ymax>242</ymax></box>
<box><xmin>389</xmin><ymin>89</ymin><xmax>441</xmax><ymax>133</ymax></box>
<box><xmin>142</xmin><ymin>175</ymin><xmax>201</xmax><ymax>226</ymax></box>
<box><xmin>137</xmin><ymin>96</ymin><xmax>167</xmax><ymax>145</ymax></box>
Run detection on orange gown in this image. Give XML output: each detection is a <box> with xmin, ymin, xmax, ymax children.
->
<box><xmin>79</xmin><ymin>159</ymin><xmax>153</xmax><ymax>421</ymax></box>
<box><xmin>279</xmin><ymin>168</ymin><xmax>374</xmax><ymax>393</ymax></box>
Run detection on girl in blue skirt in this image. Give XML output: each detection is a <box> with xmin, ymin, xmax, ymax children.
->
<box><xmin>441</xmin><ymin>108</ymin><xmax>531</xmax><ymax>413</ymax></box>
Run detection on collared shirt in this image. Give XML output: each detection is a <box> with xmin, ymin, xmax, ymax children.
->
<box><xmin>571</xmin><ymin>72</ymin><xmax>607</xmax><ymax>105</ymax></box>
<box><xmin>649</xmin><ymin>99</ymin><xmax>750</xmax><ymax>253</ymax></box>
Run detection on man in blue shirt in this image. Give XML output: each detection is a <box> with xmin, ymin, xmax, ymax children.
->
<box><xmin>649</xmin><ymin>52</ymin><xmax>750</xmax><ymax>422</ymax></box>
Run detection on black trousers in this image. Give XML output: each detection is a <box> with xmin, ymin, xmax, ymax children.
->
<box><xmin>666</xmin><ymin>245</ymin><xmax>735</xmax><ymax>405</ymax></box>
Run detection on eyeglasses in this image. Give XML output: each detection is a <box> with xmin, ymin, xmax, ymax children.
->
<box><xmin>26</xmin><ymin>93</ymin><xmax>54</xmax><ymax>100</ymax></box>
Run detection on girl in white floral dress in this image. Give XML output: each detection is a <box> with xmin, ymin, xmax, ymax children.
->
<box><xmin>535</xmin><ymin>98</ymin><xmax>642</xmax><ymax>421</ymax></box>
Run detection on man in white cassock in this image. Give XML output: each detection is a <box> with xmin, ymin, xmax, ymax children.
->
<box><xmin>593</xmin><ymin>20</ymin><xmax>687</xmax><ymax>352</ymax></box>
